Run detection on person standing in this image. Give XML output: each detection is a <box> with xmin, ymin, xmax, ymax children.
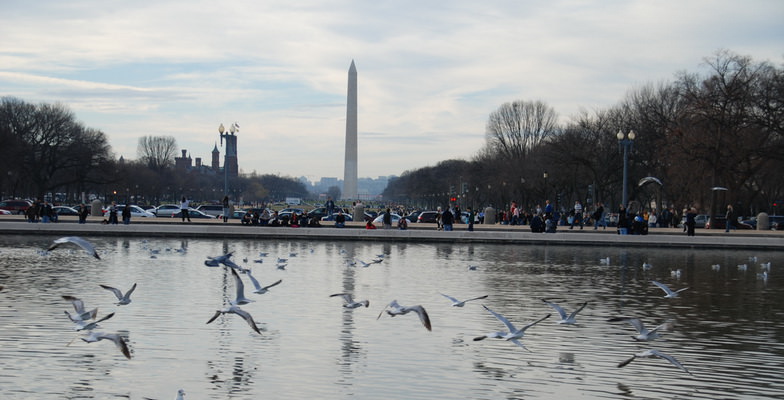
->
<box><xmin>382</xmin><ymin>208</ymin><xmax>392</xmax><ymax>229</ymax></box>
<box><xmin>325</xmin><ymin>197</ymin><xmax>335</xmax><ymax>217</ymax></box>
<box><xmin>108</xmin><ymin>201</ymin><xmax>119</xmax><ymax>225</ymax></box>
<box><xmin>570</xmin><ymin>200</ymin><xmax>583</xmax><ymax>230</ymax></box>
<box><xmin>441</xmin><ymin>207</ymin><xmax>454</xmax><ymax>231</ymax></box>
<box><xmin>467</xmin><ymin>207</ymin><xmax>475</xmax><ymax>232</ymax></box>
<box><xmin>617</xmin><ymin>204</ymin><xmax>629</xmax><ymax>235</ymax></box>
<box><xmin>121</xmin><ymin>204</ymin><xmax>131</xmax><ymax>225</ymax></box>
<box><xmin>725</xmin><ymin>204</ymin><xmax>735</xmax><ymax>232</ymax></box>
<box><xmin>686</xmin><ymin>207</ymin><xmax>697</xmax><ymax>236</ymax></box>
<box><xmin>593</xmin><ymin>202</ymin><xmax>606</xmax><ymax>230</ymax></box>
<box><xmin>78</xmin><ymin>203</ymin><xmax>88</xmax><ymax>224</ymax></box>
<box><xmin>180</xmin><ymin>196</ymin><xmax>191</xmax><ymax>222</ymax></box>
<box><xmin>222</xmin><ymin>196</ymin><xmax>230</xmax><ymax>223</ymax></box>
<box><xmin>544</xmin><ymin>200</ymin><xmax>553</xmax><ymax>221</ymax></box>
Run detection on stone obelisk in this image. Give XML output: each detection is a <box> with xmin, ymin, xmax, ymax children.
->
<box><xmin>342</xmin><ymin>60</ymin><xmax>358</xmax><ymax>200</ymax></box>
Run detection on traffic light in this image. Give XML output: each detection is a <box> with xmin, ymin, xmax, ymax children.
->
<box><xmin>450</xmin><ymin>197</ymin><xmax>457</xmax><ymax>202</ymax></box>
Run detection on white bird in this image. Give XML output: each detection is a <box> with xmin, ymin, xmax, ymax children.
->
<box><xmin>345</xmin><ymin>259</ymin><xmax>357</xmax><ymax>267</ymax></box>
<box><xmin>541</xmin><ymin>299</ymin><xmax>588</xmax><ymax>324</ymax></box>
<box><xmin>229</xmin><ymin>268</ymin><xmax>254</xmax><ymax>305</ymax></box>
<box><xmin>377</xmin><ymin>300</ymin><xmax>432</xmax><ymax>331</ymax></box>
<box><xmin>244</xmin><ymin>269</ymin><xmax>282</xmax><ymax>294</ymax></box>
<box><xmin>80</xmin><ymin>331</ymin><xmax>131</xmax><ymax>359</ymax></box>
<box><xmin>206</xmin><ymin>304</ymin><xmax>262</xmax><ymax>334</ymax></box>
<box><xmin>176</xmin><ymin>389</ymin><xmax>185</xmax><ymax>400</ymax></box>
<box><xmin>599</xmin><ymin>257</ymin><xmax>611</xmax><ymax>265</ymax></box>
<box><xmin>48</xmin><ymin>236</ymin><xmax>100</xmax><ymax>259</ymax></box>
<box><xmin>749</xmin><ymin>256</ymin><xmax>758</xmax><ymax>263</ymax></box>
<box><xmin>607</xmin><ymin>316</ymin><xmax>671</xmax><ymax>341</ymax></box>
<box><xmin>276</xmin><ymin>257</ymin><xmax>288</xmax><ymax>264</ymax></box>
<box><xmin>72</xmin><ymin>312</ymin><xmax>115</xmax><ymax>331</ymax></box>
<box><xmin>737</xmin><ymin>264</ymin><xmax>748</xmax><ymax>272</ymax></box>
<box><xmin>276</xmin><ymin>263</ymin><xmax>287</xmax><ymax>270</ymax></box>
<box><xmin>474</xmin><ymin>305</ymin><xmax>551</xmax><ymax>351</ymax></box>
<box><xmin>467</xmin><ymin>265</ymin><xmax>478</xmax><ymax>271</ymax></box>
<box><xmin>99</xmin><ymin>283</ymin><xmax>137</xmax><ymax>305</ymax></box>
<box><xmin>670</xmin><ymin>269</ymin><xmax>683</xmax><ymax>278</ymax></box>
<box><xmin>330</xmin><ymin>293</ymin><xmax>370</xmax><ymax>308</ymax></box>
<box><xmin>357</xmin><ymin>260</ymin><xmax>371</xmax><ymax>268</ymax></box>
<box><xmin>642</xmin><ymin>262</ymin><xmax>653</xmax><ymax>271</ymax></box>
<box><xmin>652</xmin><ymin>281</ymin><xmax>689</xmax><ymax>298</ymax></box>
<box><xmin>711</xmin><ymin>264</ymin><xmax>721</xmax><ymax>272</ymax></box>
<box><xmin>617</xmin><ymin>349</ymin><xmax>692</xmax><ymax>375</ymax></box>
<box><xmin>760</xmin><ymin>262</ymin><xmax>771</xmax><ymax>272</ymax></box>
<box><xmin>757</xmin><ymin>271</ymin><xmax>769</xmax><ymax>282</ymax></box>
<box><xmin>62</xmin><ymin>295</ymin><xmax>98</xmax><ymax>322</ymax></box>
<box><xmin>440</xmin><ymin>293</ymin><xmax>488</xmax><ymax>307</ymax></box>
<box><xmin>205</xmin><ymin>252</ymin><xmax>245</xmax><ymax>271</ymax></box>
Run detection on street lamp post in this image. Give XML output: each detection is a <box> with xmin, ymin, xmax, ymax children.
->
<box><xmin>543</xmin><ymin>170</ymin><xmax>548</xmax><ymax>202</ymax></box>
<box><xmin>617</xmin><ymin>130</ymin><xmax>636</xmax><ymax>208</ymax></box>
<box><xmin>218</xmin><ymin>123</ymin><xmax>233</xmax><ymax>198</ymax></box>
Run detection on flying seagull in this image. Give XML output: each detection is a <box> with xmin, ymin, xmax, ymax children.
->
<box><xmin>440</xmin><ymin>293</ymin><xmax>488</xmax><ymax>307</ymax></box>
<box><xmin>48</xmin><ymin>236</ymin><xmax>100</xmax><ymax>259</ymax></box>
<box><xmin>229</xmin><ymin>267</ymin><xmax>254</xmax><ymax>305</ymax></box>
<box><xmin>330</xmin><ymin>293</ymin><xmax>370</xmax><ymax>309</ymax></box>
<box><xmin>80</xmin><ymin>331</ymin><xmax>131</xmax><ymax>359</ymax></box>
<box><xmin>617</xmin><ymin>349</ymin><xmax>692</xmax><ymax>375</ymax></box>
<box><xmin>651</xmin><ymin>280</ymin><xmax>689</xmax><ymax>298</ymax></box>
<box><xmin>377</xmin><ymin>300</ymin><xmax>432</xmax><ymax>331</ymax></box>
<box><xmin>62</xmin><ymin>295</ymin><xmax>98</xmax><ymax>322</ymax></box>
<box><xmin>72</xmin><ymin>312</ymin><xmax>115</xmax><ymax>331</ymax></box>
<box><xmin>244</xmin><ymin>269</ymin><xmax>282</xmax><ymax>294</ymax></box>
<box><xmin>541</xmin><ymin>299</ymin><xmax>588</xmax><ymax>324</ymax></box>
<box><xmin>607</xmin><ymin>316</ymin><xmax>672</xmax><ymax>341</ymax></box>
<box><xmin>99</xmin><ymin>283</ymin><xmax>137</xmax><ymax>305</ymax></box>
<box><xmin>206</xmin><ymin>304</ymin><xmax>262</xmax><ymax>335</ymax></box>
<box><xmin>474</xmin><ymin>305</ymin><xmax>550</xmax><ymax>351</ymax></box>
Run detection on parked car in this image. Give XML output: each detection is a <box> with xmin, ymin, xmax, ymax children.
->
<box><xmin>169</xmin><ymin>208</ymin><xmax>215</xmax><ymax>219</ymax></box>
<box><xmin>681</xmin><ymin>214</ymin><xmax>710</xmax><ymax>228</ymax></box>
<box><xmin>53</xmin><ymin>206</ymin><xmax>79</xmax><ymax>216</ymax></box>
<box><xmin>705</xmin><ymin>216</ymin><xmax>753</xmax><ymax>230</ymax></box>
<box><xmin>154</xmin><ymin>204</ymin><xmax>181</xmax><ymax>216</ymax></box>
<box><xmin>321</xmin><ymin>212</ymin><xmax>353</xmax><ymax>222</ymax></box>
<box><xmin>196</xmin><ymin>204</ymin><xmax>225</xmax><ymax>218</ymax></box>
<box><xmin>372</xmin><ymin>213</ymin><xmax>406</xmax><ymax>225</ymax></box>
<box><xmin>307</xmin><ymin>207</ymin><xmax>336</xmax><ymax>221</ymax></box>
<box><xmin>105</xmin><ymin>205</ymin><xmax>156</xmax><ymax>218</ymax></box>
<box><xmin>0</xmin><ymin>199</ymin><xmax>32</xmax><ymax>215</ymax></box>
<box><xmin>417</xmin><ymin>211</ymin><xmax>440</xmax><ymax>223</ymax></box>
<box><xmin>0</xmin><ymin>209</ymin><xmax>12</xmax><ymax>215</ymax></box>
<box><xmin>769</xmin><ymin>215</ymin><xmax>784</xmax><ymax>230</ymax></box>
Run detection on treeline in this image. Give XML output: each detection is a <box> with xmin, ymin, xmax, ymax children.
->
<box><xmin>383</xmin><ymin>50</ymin><xmax>784</xmax><ymax>217</ymax></box>
<box><xmin>0</xmin><ymin>97</ymin><xmax>307</xmax><ymax>205</ymax></box>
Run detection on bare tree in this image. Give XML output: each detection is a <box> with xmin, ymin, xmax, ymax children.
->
<box><xmin>484</xmin><ymin>100</ymin><xmax>559</xmax><ymax>161</ymax></box>
<box><xmin>137</xmin><ymin>135</ymin><xmax>177</xmax><ymax>172</ymax></box>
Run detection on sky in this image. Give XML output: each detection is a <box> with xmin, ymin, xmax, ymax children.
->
<box><xmin>2</xmin><ymin>1</ymin><xmax>782</xmax><ymax>184</ymax></box>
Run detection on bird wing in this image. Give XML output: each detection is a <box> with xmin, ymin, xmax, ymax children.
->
<box><xmin>519</xmin><ymin>313</ymin><xmax>551</xmax><ymax>333</ymax></box>
<box><xmin>330</xmin><ymin>293</ymin><xmax>353</xmax><ymax>304</ymax></box>
<box><xmin>482</xmin><ymin>305</ymin><xmax>517</xmax><ymax>332</ymax></box>
<box><xmin>406</xmin><ymin>305</ymin><xmax>432</xmax><ymax>331</ymax></box>
<box><xmin>52</xmin><ymin>236</ymin><xmax>100</xmax><ymax>259</ymax></box>
<box><xmin>245</xmin><ymin>269</ymin><xmax>263</xmax><ymax>291</ymax></box>
<box><xmin>205</xmin><ymin>310</ymin><xmax>222</xmax><ymax>324</ymax></box>
<box><xmin>230</xmin><ymin>268</ymin><xmax>247</xmax><ymax>300</ymax></box>
<box><xmin>650</xmin><ymin>349</ymin><xmax>692</xmax><ymax>374</ymax></box>
<box><xmin>440</xmin><ymin>293</ymin><xmax>459</xmax><ymax>304</ymax></box>
<box><xmin>508</xmin><ymin>339</ymin><xmax>531</xmax><ymax>352</ymax></box>
<box><xmin>568</xmin><ymin>301</ymin><xmax>588</xmax><ymax>320</ymax></box>
<box><xmin>617</xmin><ymin>354</ymin><xmax>637</xmax><ymax>368</ymax></box>
<box><xmin>99</xmin><ymin>285</ymin><xmax>124</xmax><ymax>301</ymax></box>
<box><xmin>262</xmin><ymin>279</ymin><xmax>282</xmax><ymax>291</ymax></box>
<box><xmin>464</xmin><ymin>295</ymin><xmax>489</xmax><ymax>303</ymax></box>
<box><xmin>232</xmin><ymin>307</ymin><xmax>262</xmax><ymax>334</ymax></box>
<box><xmin>62</xmin><ymin>295</ymin><xmax>86</xmax><ymax>314</ymax></box>
<box><xmin>651</xmin><ymin>280</ymin><xmax>675</xmax><ymax>295</ymax></box>
<box><xmin>98</xmin><ymin>333</ymin><xmax>131</xmax><ymax>359</ymax></box>
<box><xmin>612</xmin><ymin>317</ymin><xmax>647</xmax><ymax>334</ymax></box>
<box><xmin>541</xmin><ymin>299</ymin><xmax>568</xmax><ymax>320</ymax></box>
<box><xmin>376</xmin><ymin>300</ymin><xmax>396</xmax><ymax>320</ymax></box>
<box><xmin>124</xmin><ymin>283</ymin><xmax>137</xmax><ymax>300</ymax></box>
<box><xmin>649</xmin><ymin>321</ymin><xmax>672</xmax><ymax>335</ymax></box>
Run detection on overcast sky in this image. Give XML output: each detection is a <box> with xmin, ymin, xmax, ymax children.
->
<box><xmin>2</xmin><ymin>1</ymin><xmax>782</xmax><ymax>183</ymax></box>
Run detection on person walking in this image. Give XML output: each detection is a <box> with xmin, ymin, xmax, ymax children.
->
<box><xmin>108</xmin><ymin>201</ymin><xmax>119</xmax><ymax>225</ymax></box>
<box><xmin>180</xmin><ymin>196</ymin><xmax>191</xmax><ymax>222</ymax></box>
<box><xmin>570</xmin><ymin>200</ymin><xmax>583</xmax><ymax>230</ymax></box>
<box><xmin>121</xmin><ymin>204</ymin><xmax>131</xmax><ymax>225</ymax></box>
<box><xmin>222</xmin><ymin>196</ymin><xmax>230</xmax><ymax>223</ymax></box>
<box><xmin>686</xmin><ymin>207</ymin><xmax>697</xmax><ymax>236</ymax></box>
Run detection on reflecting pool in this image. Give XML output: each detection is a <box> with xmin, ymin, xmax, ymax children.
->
<box><xmin>0</xmin><ymin>234</ymin><xmax>782</xmax><ymax>399</ymax></box>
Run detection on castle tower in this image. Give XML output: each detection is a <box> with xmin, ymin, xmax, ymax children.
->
<box><xmin>342</xmin><ymin>60</ymin><xmax>358</xmax><ymax>200</ymax></box>
<box><xmin>211</xmin><ymin>143</ymin><xmax>220</xmax><ymax>172</ymax></box>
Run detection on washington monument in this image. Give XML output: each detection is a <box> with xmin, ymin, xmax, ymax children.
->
<box><xmin>343</xmin><ymin>60</ymin><xmax>358</xmax><ymax>200</ymax></box>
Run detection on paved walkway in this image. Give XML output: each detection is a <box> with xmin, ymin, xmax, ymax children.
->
<box><xmin>1</xmin><ymin>215</ymin><xmax>782</xmax><ymax>250</ymax></box>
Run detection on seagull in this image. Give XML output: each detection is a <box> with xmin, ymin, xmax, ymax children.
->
<box><xmin>176</xmin><ymin>389</ymin><xmax>186</xmax><ymax>400</ymax></box>
<box><xmin>749</xmin><ymin>256</ymin><xmax>758</xmax><ymax>263</ymax></box>
<box><xmin>737</xmin><ymin>264</ymin><xmax>748</xmax><ymax>272</ymax></box>
<box><xmin>541</xmin><ymin>299</ymin><xmax>588</xmax><ymax>324</ymax></box>
<box><xmin>72</xmin><ymin>312</ymin><xmax>115</xmax><ymax>331</ymax></box>
<box><xmin>206</xmin><ymin>304</ymin><xmax>262</xmax><ymax>334</ymax></box>
<box><xmin>670</xmin><ymin>269</ymin><xmax>683</xmax><ymax>278</ymax></box>
<box><xmin>377</xmin><ymin>300</ymin><xmax>432</xmax><ymax>331</ymax></box>
<box><xmin>80</xmin><ymin>331</ymin><xmax>131</xmax><ymax>359</ymax></box>
<box><xmin>62</xmin><ymin>295</ymin><xmax>98</xmax><ymax>322</ymax></box>
<box><xmin>474</xmin><ymin>305</ymin><xmax>551</xmax><ymax>351</ymax></box>
<box><xmin>652</xmin><ymin>280</ymin><xmax>689</xmax><ymax>298</ymax></box>
<box><xmin>357</xmin><ymin>260</ymin><xmax>371</xmax><ymax>268</ymax></box>
<box><xmin>99</xmin><ymin>283</ymin><xmax>137</xmax><ymax>305</ymax></box>
<box><xmin>440</xmin><ymin>293</ymin><xmax>488</xmax><ymax>307</ymax></box>
<box><xmin>229</xmin><ymin>268</ymin><xmax>254</xmax><ymax>305</ymax></box>
<box><xmin>642</xmin><ymin>262</ymin><xmax>653</xmax><ymax>271</ymax></box>
<box><xmin>757</xmin><ymin>271</ymin><xmax>769</xmax><ymax>282</ymax></box>
<box><xmin>244</xmin><ymin>269</ymin><xmax>282</xmax><ymax>294</ymax></box>
<box><xmin>205</xmin><ymin>252</ymin><xmax>245</xmax><ymax>271</ymax></box>
<box><xmin>330</xmin><ymin>293</ymin><xmax>370</xmax><ymax>308</ymax></box>
<box><xmin>760</xmin><ymin>262</ymin><xmax>771</xmax><ymax>272</ymax></box>
<box><xmin>467</xmin><ymin>265</ymin><xmax>478</xmax><ymax>271</ymax></box>
<box><xmin>617</xmin><ymin>349</ymin><xmax>692</xmax><ymax>375</ymax></box>
<box><xmin>711</xmin><ymin>264</ymin><xmax>721</xmax><ymax>272</ymax></box>
<box><xmin>48</xmin><ymin>236</ymin><xmax>100</xmax><ymax>259</ymax></box>
<box><xmin>599</xmin><ymin>257</ymin><xmax>610</xmax><ymax>265</ymax></box>
<box><xmin>607</xmin><ymin>316</ymin><xmax>671</xmax><ymax>341</ymax></box>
